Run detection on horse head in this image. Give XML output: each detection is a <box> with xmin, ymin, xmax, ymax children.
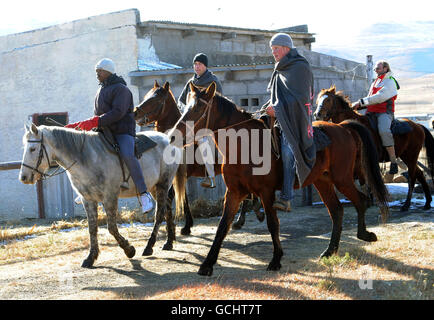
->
<box><xmin>134</xmin><ymin>80</ymin><xmax>171</xmax><ymax>126</ymax></box>
<box><xmin>170</xmin><ymin>82</ymin><xmax>217</xmax><ymax>145</ymax></box>
<box><xmin>314</xmin><ymin>86</ymin><xmax>338</xmax><ymax>121</ymax></box>
<box><xmin>19</xmin><ymin>124</ymin><xmax>53</xmax><ymax>184</ymax></box>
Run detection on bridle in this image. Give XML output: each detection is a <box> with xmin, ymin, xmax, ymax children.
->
<box><xmin>315</xmin><ymin>94</ymin><xmax>336</xmax><ymax>121</ymax></box>
<box><xmin>137</xmin><ymin>92</ymin><xmax>168</xmax><ymax>125</ymax></box>
<box><xmin>21</xmin><ymin>131</ymin><xmax>86</xmax><ymax>181</ymax></box>
<box><xmin>21</xmin><ymin>133</ymin><xmax>52</xmax><ymax>180</ymax></box>
<box><xmin>179</xmin><ymin>97</ymin><xmax>262</xmax><ymax>148</ymax></box>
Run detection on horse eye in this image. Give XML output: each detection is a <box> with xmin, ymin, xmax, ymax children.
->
<box><xmin>30</xmin><ymin>147</ymin><xmax>36</xmax><ymax>152</ymax></box>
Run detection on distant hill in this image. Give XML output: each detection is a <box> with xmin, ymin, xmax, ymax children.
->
<box><xmin>395</xmin><ymin>73</ymin><xmax>434</xmax><ymax>116</ymax></box>
<box><xmin>313</xmin><ymin>21</ymin><xmax>434</xmax><ymax>79</ymax></box>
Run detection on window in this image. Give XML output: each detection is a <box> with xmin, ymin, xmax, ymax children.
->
<box><xmin>240</xmin><ymin>98</ymin><xmax>249</xmax><ymax>107</ymax></box>
<box><xmin>251</xmin><ymin>98</ymin><xmax>259</xmax><ymax>106</ymax></box>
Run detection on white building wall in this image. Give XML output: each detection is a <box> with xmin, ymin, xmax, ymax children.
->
<box><xmin>0</xmin><ymin>9</ymin><xmax>142</xmax><ymax>221</ymax></box>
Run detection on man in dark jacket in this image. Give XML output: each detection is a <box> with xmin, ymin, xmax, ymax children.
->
<box><xmin>66</xmin><ymin>58</ymin><xmax>154</xmax><ymax>213</ymax></box>
<box><xmin>264</xmin><ymin>33</ymin><xmax>316</xmax><ymax>212</ymax></box>
<box><xmin>178</xmin><ymin>53</ymin><xmax>223</xmax><ymax>188</ymax></box>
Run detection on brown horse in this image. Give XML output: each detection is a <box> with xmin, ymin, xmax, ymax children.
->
<box><xmin>133</xmin><ymin>81</ymin><xmax>264</xmax><ymax>234</ymax></box>
<box><xmin>170</xmin><ymin>82</ymin><xmax>389</xmax><ymax>276</ymax></box>
<box><xmin>314</xmin><ymin>86</ymin><xmax>434</xmax><ymax>212</ymax></box>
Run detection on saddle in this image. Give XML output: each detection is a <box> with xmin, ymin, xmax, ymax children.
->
<box><xmin>365</xmin><ymin>113</ymin><xmax>412</xmax><ymax>135</ymax></box>
<box><xmin>260</xmin><ymin>115</ymin><xmax>331</xmax><ymax>159</ymax></box>
<box><xmin>97</xmin><ymin>127</ymin><xmax>157</xmax><ymax>188</ymax></box>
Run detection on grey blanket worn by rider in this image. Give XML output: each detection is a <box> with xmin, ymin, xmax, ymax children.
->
<box><xmin>268</xmin><ymin>48</ymin><xmax>316</xmax><ymax>186</ymax></box>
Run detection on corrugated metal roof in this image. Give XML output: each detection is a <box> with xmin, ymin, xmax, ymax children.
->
<box><xmin>137</xmin><ymin>59</ymin><xmax>182</xmax><ymax>71</ymax></box>
<box><xmin>130</xmin><ymin>61</ymin><xmax>275</xmax><ymax>77</ymax></box>
<box><xmin>142</xmin><ymin>20</ymin><xmax>315</xmax><ymax>35</ymax></box>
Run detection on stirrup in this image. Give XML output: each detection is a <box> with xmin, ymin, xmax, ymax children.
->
<box><xmin>389</xmin><ymin>162</ymin><xmax>398</xmax><ymax>175</ymax></box>
<box><xmin>201</xmin><ymin>177</ymin><xmax>216</xmax><ymax>189</ymax></box>
<box><xmin>120</xmin><ymin>181</ymin><xmax>129</xmax><ymax>190</ymax></box>
<box><xmin>272</xmin><ymin>198</ymin><xmax>292</xmax><ymax>212</ymax></box>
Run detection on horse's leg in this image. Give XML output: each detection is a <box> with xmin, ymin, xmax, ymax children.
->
<box><xmin>252</xmin><ymin>196</ymin><xmax>265</xmax><ymax>222</ymax></box>
<box><xmin>232</xmin><ymin>199</ymin><xmax>248</xmax><ymax>230</ymax></box>
<box><xmin>82</xmin><ymin>200</ymin><xmax>99</xmax><ymax>268</ymax></box>
<box><xmin>415</xmin><ymin>167</ymin><xmax>432</xmax><ymax>210</ymax></box>
<box><xmin>198</xmin><ymin>189</ymin><xmax>245</xmax><ymax>276</ymax></box>
<box><xmin>335</xmin><ymin>182</ymin><xmax>377</xmax><ymax>242</ymax></box>
<box><xmin>104</xmin><ymin>199</ymin><xmax>136</xmax><ymax>259</ymax></box>
<box><xmin>314</xmin><ymin>180</ymin><xmax>344</xmax><ymax>258</ymax></box>
<box><xmin>181</xmin><ymin>189</ymin><xmax>194</xmax><ymax>236</ymax></box>
<box><xmin>400</xmin><ymin>157</ymin><xmax>418</xmax><ymax>212</ymax></box>
<box><xmin>162</xmin><ymin>187</ymin><xmax>176</xmax><ymax>251</ymax></box>
<box><xmin>143</xmin><ymin>190</ymin><xmax>165</xmax><ymax>256</ymax></box>
<box><xmin>260</xmin><ymin>190</ymin><xmax>283</xmax><ymax>271</ymax></box>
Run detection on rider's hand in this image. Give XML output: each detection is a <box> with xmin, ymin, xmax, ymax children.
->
<box><xmin>352</xmin><ymin>101</ymin><xmax>360</xmax><ymax>110</ymax></box>
<box><xmin>265</xmin><ymin>105</ymin><xmax>276</xmax><ymax>117</ymax></box>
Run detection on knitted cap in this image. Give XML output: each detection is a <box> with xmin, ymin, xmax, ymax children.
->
<box><xmin>269</xmin><ymin>33</ymin><xmax>294</xmax><ymax>48</ymax></box>
<box><xmin>95</xmin><ymin>58</ymin><xmax>115</xmax><ymax>74</ymax></box>
<box><xmin>193</xmin><ymin>53</ymin><xmax>208</xmax><ymax>67</ymax></box>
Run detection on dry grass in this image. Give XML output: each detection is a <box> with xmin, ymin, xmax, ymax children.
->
<box><xmin>0</xmin><ymin>205</ymin><xmax>432</xmax><ymax>300</ymax></box>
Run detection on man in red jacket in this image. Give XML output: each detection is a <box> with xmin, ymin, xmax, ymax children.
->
<box><xmin>352</xmin><ymin>60</ymin><xmax>400</xmax><ymax>174</ymax></box>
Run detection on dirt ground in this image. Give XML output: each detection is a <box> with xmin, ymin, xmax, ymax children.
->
<box><xmin>0</xmin><ymin>189</ymin><xmax>433</xmax><ymax>300</ymax></box>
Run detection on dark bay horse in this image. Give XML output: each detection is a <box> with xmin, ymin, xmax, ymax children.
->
<box><xmin>134</xmin><ymin>81</ymin><xmax>264</xmax><ymax>233</ymax></box>
<box><xmin>314</xmin><ymin>86</ymin><xmax>434</xmax><ymax>211</ymax></box>
<box><xmin>170</xmin><ymin>82</ymin><xmax>389</xmax><ymax>276</ymax></box>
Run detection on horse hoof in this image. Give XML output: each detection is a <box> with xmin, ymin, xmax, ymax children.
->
<box><xmin>142</xmin><ymin>247</ymin><xmax>153</xmax><ymax>256</ymax></box>
<box><xmin>81</xmin><ymin>259</ymin><xmax>94</xmax><ymax>268</ymax></box>
<box><xmin>198</xmin><ymin>265</ymin><xmax>213</xmax><ymax>276</ymax></box>
<box><xmin>255</xmin><ymin>211</ymin><xmax>265</xmax><ymax>222</ymax></box>
<box><xmin>180</xmin><ymin>227</ymin><xmax>191</xmax><ymax>236</ymax></box>
<box><xmin>162</xmin><ymin>243</ymin><xmax>173</xmax><ymax>251</ymax></box>
<box><xmin>423</xmin><ymin>204</ymin><xmax>431</xmax><ymax>210</ymax></box>
<box><xmin>124</xmin><ymin>246</ymin><xmax>136</xmax><ymax>258</ymax></box>
<box><xmin>267</xmin><ymin>261</ymin><xmax>282</xmax><ymax>271</ymax></box>
<box><xmin>357</xmin><ymin>232</ymin><xmax>377</xmax><ymax>242</ymax></box>
<box><xmin>232</xmin><ymin>222</ymin><xmax>243</xmax><ymax>230</ymax></box>
<box><xmin>400</xmin><ymin>205</ymin><xmax>410</xmax><ymax>212</ymax></box>
<box><xmin>320</xmin><ymin>249</ymin><xmax>335</xmax><ymax>259</ymax></box>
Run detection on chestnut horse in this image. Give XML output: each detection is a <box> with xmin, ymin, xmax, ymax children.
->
<box><xmin>171</xmin><ymin>82</ymin><xmax>389</xmax><ymax>276</ymax></box>
<box><xmin>134</xmin><ymin>81</ymin><xmax>263</xmax><ymax>234</ymax></box>
<box><xmin>314</xmin><ymin>86</ymin><xmax>434</xmax><ymax>211</ymax></box>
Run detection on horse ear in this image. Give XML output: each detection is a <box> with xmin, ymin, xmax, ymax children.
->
<box><xmin>154</xmin><ymin>80</ymin><xmax>160</xmax><ymax>88</ymax></box>
<box><xmin>163</xmin><ymin>81</ymin><xmax>170</xmax><ymax>91</ymax></box>
<box><xmin>205</xmin><ymin>82</ymin><xmax>216</xmax><ymax>99</ymax></box>
<box><xmin>330</xmin><ymin>85</ymin><xmax>336</xmax><ymax>94</ymax></box>
<box><xmin>30</xmin><ymin>123</ymin><xmax>38</xmax><ymax>135</ymax></box>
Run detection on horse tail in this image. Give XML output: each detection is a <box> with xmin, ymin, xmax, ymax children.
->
<box><xmin>342</xmin><ymin>120</ymin><xmax>390</xmax><ymax>221</ymax></box>
<box><xmin>173</xmin><ymin>161</ymin><xmax>187</xmax><ymax>220</ymax></box>
<box><xmin>420</xmin><ymin>125</ymin><xmax>434</xmax><ymax>184</ymax></box>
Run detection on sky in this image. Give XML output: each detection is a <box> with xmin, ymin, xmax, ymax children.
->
<box><xmin>1</xmin><ymin>0</ymin><xmax>433</xmax><ymax>77</ymax></box>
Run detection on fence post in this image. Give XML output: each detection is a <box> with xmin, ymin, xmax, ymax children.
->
<box><xmin>366</xmin><ymin>55</ymin><xmax>373</xmax><ymax>89</ymax></box>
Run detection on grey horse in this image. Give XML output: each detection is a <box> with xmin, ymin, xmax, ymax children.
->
<box><xmin>19</xmin><ymin>124</ymin><xmax>186</xmax><ymax>268</ymax></box>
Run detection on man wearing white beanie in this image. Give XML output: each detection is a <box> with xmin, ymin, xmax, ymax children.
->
<box><xmin>263</xmin><ymin>33</ymin><xmax>315</xmax><ymax>212</ymax></box>
<box><xmin>66</xmin><ymin>58</ymin><xmax>154</xmax><ymax>214</ymax></box>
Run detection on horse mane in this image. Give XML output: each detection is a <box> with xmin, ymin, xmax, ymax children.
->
<box><xmin>214</xmin><ymin>92</ymin><xmax>253</xmax><ymax>119</ymax></box>
<box><xmin>44</xmin><ymin>126</ymin><xmax>102</xmax><ymax>156</ymax></box>
<box><xmin>321</xmin><ymin>86</ymin><xmax>352</xmax><ymax>110</ymax></box>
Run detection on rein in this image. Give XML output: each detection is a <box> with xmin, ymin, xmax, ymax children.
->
<box><xmin>180</xmin><ymin>97</ymin><xmax>264</xmax><ymax>148</ymax></box>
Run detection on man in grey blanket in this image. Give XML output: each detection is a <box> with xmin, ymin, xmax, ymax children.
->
<box><xmin>264</xmin><ymin>33</ymin><xmax>316</xmax><ymax>212</ymax></box>
<box><xmin>178</xmin><ymin>53</ymin><xmax>223</xmax><ymax>188</ymax></box>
